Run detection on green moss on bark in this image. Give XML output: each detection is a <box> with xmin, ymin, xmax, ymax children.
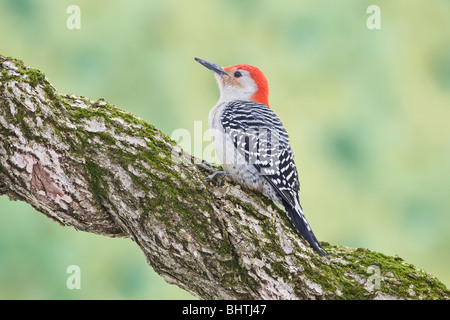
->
<box><xmin>85</xmin><ymin>159</ymin><xmax>109</xmax><ymax>200</ymax></box>
<box><xmin>25</xmin><ymin>68</ymin><xmax>45</xmax><ymax>88</ymax></box>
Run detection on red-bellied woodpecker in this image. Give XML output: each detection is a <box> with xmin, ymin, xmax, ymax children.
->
<box><xmin>195</xmin><ymin>58</ymin><xmax>326</xmax><ymax>255</ymax></box>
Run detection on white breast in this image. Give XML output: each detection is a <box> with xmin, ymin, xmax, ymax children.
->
<box><xmin>208</xmin><ymin>101</ymin><xmax>231</xmax><ymax>169</ymax></box>
<box><xmin>207</xmin><ymin>101</ymin><xmax>266</xmax><ymax>192</ymax></box>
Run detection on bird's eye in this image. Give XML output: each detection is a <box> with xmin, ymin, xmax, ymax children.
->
<box><xmin>234</xmin><ymin>71</ymin><xmax>242</xmax><ymax>78</ymax></box>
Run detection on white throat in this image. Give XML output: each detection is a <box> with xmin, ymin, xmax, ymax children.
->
<box><xmin>215</xmin><ymin>73</ymin><xmax>257</xmax><ymax>104</ymax></box>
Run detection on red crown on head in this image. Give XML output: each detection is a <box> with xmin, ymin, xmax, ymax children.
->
<box><xmin>223</xmin><ymin>64</ymin><xmax>270</xmax><ymax>107</ymax></box>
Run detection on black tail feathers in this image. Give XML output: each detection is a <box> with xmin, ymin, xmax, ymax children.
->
<box><xmin>282</xmin><ymin>199</ymin><xmax>327</xmax><ymax>256</ymax></box>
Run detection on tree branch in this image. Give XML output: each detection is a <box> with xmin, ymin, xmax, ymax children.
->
<box><xmin>0</xmin><ymin>55</ymin><xmax>448</xmax><ymax>300</ymax></box>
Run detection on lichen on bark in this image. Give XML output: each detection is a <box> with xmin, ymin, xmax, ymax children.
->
<box><xmin>0</xmin><ymin>55</ymin><xmax>448</xmax><ymax>300</ymax></box>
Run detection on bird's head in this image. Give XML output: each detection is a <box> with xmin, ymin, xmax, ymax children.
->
<box><xmin>195</xmin><ymin>58</ymin><xmax>269</xmax><ymax>107</ymax></box>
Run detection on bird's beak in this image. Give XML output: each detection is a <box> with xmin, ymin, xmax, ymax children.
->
<box><xmin>195</xmin><ymin>58</ymin><xmax>228</xmax><ymax>77</ymax></box>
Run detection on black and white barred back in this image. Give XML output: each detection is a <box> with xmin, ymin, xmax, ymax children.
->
<box><xmin>220</xmin><ymin>100</ymin><xmax>326</xmax><ymax>255</ymax></box>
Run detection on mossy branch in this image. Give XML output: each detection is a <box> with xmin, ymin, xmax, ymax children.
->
<box><xmin>0</xmin><ymin>55</ymin><xmax>448</xmax><ymax>300</ymax></box>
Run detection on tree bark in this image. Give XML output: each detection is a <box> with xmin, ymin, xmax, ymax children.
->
<box><xmin>0</xmin><ymin>55</ymin><xmax>448</xmax><ymax>300</ymax></box>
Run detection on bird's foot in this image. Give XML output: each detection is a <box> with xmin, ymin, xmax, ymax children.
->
<box><xmin>195</xmin><ymin>161</ymin><xmax>230</xmax><ymax>186</ymax></box>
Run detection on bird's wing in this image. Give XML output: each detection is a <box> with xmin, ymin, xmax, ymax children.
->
<box><xmin>221</xmin><ymin>100</ymin><xmax>300</xmax><ymax>208</ymax></box>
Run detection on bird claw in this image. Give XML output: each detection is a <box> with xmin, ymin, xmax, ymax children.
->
<box><xmin>195</xmin><ymin>161</ymin><xmax>229</xmax><ymax>186</ymax></box>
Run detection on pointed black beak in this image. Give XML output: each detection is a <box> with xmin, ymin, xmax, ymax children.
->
<box><xmin>195</xmin><ymin>58</ymin><xmax>228</xmax><ymax>77</ymax></box>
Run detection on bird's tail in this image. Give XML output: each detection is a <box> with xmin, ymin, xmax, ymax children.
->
<box><xmin>282</xmin><ymin>199</ymin><xmax>327</xmax><ymax>255</ymax></box>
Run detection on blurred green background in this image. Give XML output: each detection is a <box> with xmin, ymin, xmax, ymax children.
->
<box><xmin>0</xmin><ymin>0</ymin><xmax>449</xmax><ymax>299</ymax></box>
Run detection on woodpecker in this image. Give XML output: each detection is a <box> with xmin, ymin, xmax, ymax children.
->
<box><xmin>195</xmin><ymin>58</ymin><xmax>326</xmax><ymax>255</ymax></box>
